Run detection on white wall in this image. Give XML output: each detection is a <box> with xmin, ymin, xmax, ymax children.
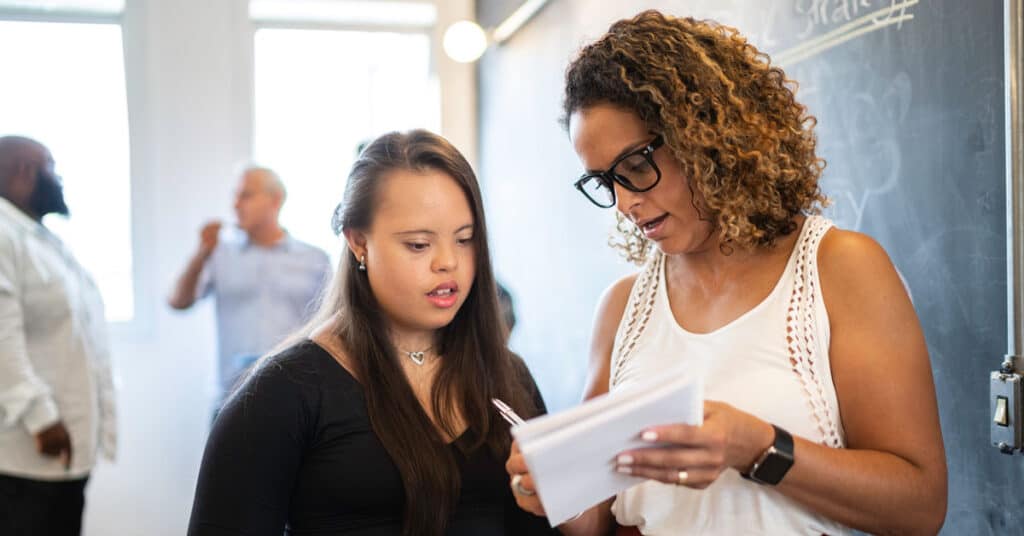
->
<box><xmin>83</xmin><ymin>1</ymin><xmax>475</xmax><ymax>534</ymax></box>
<box><xmin>83</xmin><ymin>1</ymin><xmax>251</xmax><ymax>534</ymax></box>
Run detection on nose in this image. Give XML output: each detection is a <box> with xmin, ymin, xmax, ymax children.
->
<box><xmin>614</xmin><ymin>181</ymin><xmax>643</xmax><ymax>215</ymax></box>
<box><xmin>432</xmin><ymin>241</ymin><xmax>458</xmax><ymax>273</ymax></box>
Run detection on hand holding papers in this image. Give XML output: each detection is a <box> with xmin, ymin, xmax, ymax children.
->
<box><xmin>510</xmin><ymin>372</ymin><xmax>703</xmax><ymax>525</ymax></box>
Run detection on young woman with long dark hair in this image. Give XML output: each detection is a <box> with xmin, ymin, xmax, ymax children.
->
<box><xmin>188</xmin><ymin>130</ymin><xmax>555</xmax><ymax>536</ymax></box>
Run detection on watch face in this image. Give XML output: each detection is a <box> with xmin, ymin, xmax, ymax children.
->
<box><xmin>756</xmin><ymin>447</ymin><xmax>795</xmax><ymax>484</ymax></box>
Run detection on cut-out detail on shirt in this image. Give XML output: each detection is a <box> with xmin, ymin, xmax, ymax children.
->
<box><xmin>609</xmin><ymin>252</ymin><xmax>663</xmax><ymax>388</ymax></box>
<box><xmin>609</xmin><ymin>217</ymin><xmax>843</xmax><ymax>447</ymax></box>
<box><xmin>606</xmin><ymin>216</ymin><xmax>849</xmax><ymax>535</ymax></box>
<box><xmin>786</xmin><ymin>216</ymin><xmax>843</xmax><ymax>448</ymax></box>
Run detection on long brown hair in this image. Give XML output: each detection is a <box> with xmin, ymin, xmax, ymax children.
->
<box><xmin>298</xmin><ymin>130</ymin><xmax>537</xmax><ymax>535</ymax></box>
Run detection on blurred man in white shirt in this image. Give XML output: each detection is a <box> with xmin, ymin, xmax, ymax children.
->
<box><xmin>0</xmin><ymin>136</ymin><xmax>116</xmax><ymax>536</ymax></box>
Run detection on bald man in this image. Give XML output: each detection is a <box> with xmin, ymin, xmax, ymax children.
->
<box><xmin>0</xmin><ymin>136</ymin><xmax>117</xmax><ymax>535</ymax></box>
<box><xmin>169</xmin><ymin>167</ymin><xmax>331</xmax><ymax>410</ymax></box>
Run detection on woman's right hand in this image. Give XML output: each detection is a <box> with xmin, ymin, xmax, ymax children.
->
<box><xmin>505</xmin><ymin>440</ymin><xmax>545</xmax><ymax>516</ymax></box>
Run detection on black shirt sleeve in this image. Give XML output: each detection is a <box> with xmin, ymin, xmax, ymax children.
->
<box><xmin>506</xmin><ymin>353</ymin><xmax>562</xmax><ymax>535</ymax></box>
<box><xmin>187</xmin><ymin>355</ymin><xmax>316</xmax><ymax>536</ymax></box>
<box><xmin>510</xmin><ymin>505</ymin><xmax>561</xmax><ymax>535</ymax></box>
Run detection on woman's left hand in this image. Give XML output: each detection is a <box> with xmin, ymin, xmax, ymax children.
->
<box><xmin>614</xmin><ymin>400</ymin><xmax>775</xmax><ymax>489</ymax></box>
<box><xmin>505</xmin><ymin>440</ymin><xmax>546</xmax><ymax>516</ymax></box>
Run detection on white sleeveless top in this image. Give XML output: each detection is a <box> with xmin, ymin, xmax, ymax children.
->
<box><xmin>609</xmin><ymin>216</ymin><xmax>851</xmax><ymax>536</ymax></box>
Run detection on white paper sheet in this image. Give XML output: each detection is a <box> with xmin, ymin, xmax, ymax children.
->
<box><xmin>512</xmin><ymin>371</ymin><xmax>704</xmax><ymax>525</ymax></box>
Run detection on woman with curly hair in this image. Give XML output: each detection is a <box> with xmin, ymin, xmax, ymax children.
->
<box><xmin>505</xmin><ymin>10</ymin><xmax>947</xmax><ymax>535</ymax></box>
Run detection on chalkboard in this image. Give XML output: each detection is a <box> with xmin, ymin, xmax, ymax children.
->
<box><xmin>779</xmin><ymin>3</ymin><xmax>1014</xmax><ymax>532</ymax></box>
<box><xmin>477</xmin><ymin>1</ymin><xmax>1020</xmax><ymax>533</ymax></box>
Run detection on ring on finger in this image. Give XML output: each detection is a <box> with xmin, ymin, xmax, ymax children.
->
<box><xmin>512</xmin><ymin>473</ymin><xmax>536</xmax><ymax>496</ymax></box>
<box><xmin>676</xmin><ymin>469</ymin><xmax>689</xmax><ymax>485</ymax></box>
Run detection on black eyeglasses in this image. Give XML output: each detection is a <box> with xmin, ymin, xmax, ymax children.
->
<box><xmin>574</xmin><ymin>135</ymin><xmax>664</xmax><ymax>208</ymax></box>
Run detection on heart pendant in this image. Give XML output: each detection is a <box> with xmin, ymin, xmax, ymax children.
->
<box><xmin>408</xmin><ymin>351</ymin><xmax>425</xmax><ymax>365</ymax></box>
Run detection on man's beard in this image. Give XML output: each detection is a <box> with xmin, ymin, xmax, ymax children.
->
<box><xmin>29</xmin><ymin>171</ymin><xmax>69</xmax><ymax>217</ymax></box>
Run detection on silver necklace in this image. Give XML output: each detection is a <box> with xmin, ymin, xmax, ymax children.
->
<box><xmin>401</xmin><ymin>347</ymin><xmax>433</xmax><ymax>366</ymax></box>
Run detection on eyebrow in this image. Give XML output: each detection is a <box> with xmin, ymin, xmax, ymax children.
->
<box><xmin>393</xmin><ymin>224</ymin><xmax>474</xmax><ymax>236</ymax></box>
<box><xmin>585</xmin><ymin>137</ymin><xmax>652</xmax><ymax>174</ymax></box>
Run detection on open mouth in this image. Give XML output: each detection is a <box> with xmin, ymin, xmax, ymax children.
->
<box><xmin>426</xmin><ymin>282</ymin><xmax>459</xmax><ymax>308</ymax></box>
<box><xmin>639</xmin><ymin>213</ymin><xmax>669</xmax><ymax>231</ymax></box>
<box><xmin>427</xmin><ymin>281</ymin><xmax>459</xmax><ymax>297</ymax></box>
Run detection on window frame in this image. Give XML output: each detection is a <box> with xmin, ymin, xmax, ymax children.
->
<box><xmin>0</xmin><ymin>8</ymin><xmax>143</xmax><ymax>335</ymax></box>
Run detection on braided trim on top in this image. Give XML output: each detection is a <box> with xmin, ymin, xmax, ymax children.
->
<box><xmin>785</xmin><ymin>216</ymin><xmax>842</xmax><ymax>447</ymax></box>
<box><xmin>610</xmin><ymin>252</ymin><xmax>664</xmax><ymax>388</ymax></box>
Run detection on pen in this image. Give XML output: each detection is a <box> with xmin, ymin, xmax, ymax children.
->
<box><xmin>493</xmin><ymin>398</ymin><xmax>583</xmax><ymax>523</ymax></box>
<box><xmin>491</xmin><ymin>398</ymin><xmax>526</xmax><ymax>426</ymax></box>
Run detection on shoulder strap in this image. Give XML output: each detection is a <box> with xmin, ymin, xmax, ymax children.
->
<box><xmin>786</xmin><ymin>215</ymin><xmax>843</xmax><ymax>447</ymax></box>
<box><xmin>609</xmin><ymin>252</ymin><xmax>664</xmax><ymax>388</ymax></box>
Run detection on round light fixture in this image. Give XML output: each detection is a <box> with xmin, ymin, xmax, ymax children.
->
<box><xmin>443</xmin><ymin>20</ymin><xmax>488</xmax><ymax>63</ymax></box>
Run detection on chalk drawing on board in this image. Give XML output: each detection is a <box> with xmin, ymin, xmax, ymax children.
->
<box><xmin>816</xmin><ymin>71</ymin><xmax>911</xmax><ymax>233</ymax></box>
<box><xmin>903</xmin><ymin>226</ymin><xmax>1005</xmax><ymax>341</ymax></box>
<box><xmin>777</xmin><ymin>0</ymin><xmax>918</xmax><ymax>66</ymax></box>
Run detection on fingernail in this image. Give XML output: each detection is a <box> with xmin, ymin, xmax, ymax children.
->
<box><xmin>616</xmin><ymin>466</ymin><xmax>633</xmax><ymax>474</ymax></box>
<box><xmin>617</xmin><ymin>454</ymin><xmax>634</xmax><ymax>465</ymax></box>
<box><xmin>641</xmin><ymin>431</ymin><xmax>658</xmax><ymax>441</ymax></box>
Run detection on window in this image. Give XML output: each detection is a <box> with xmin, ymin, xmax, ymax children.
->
<box><xmin>0</xmin><ymin>20</ymin><xmax>134</xmax><ymax>322</ymax></box>
<box><xmin>249</xmin><ymin>0</ymin><xmax>437</xmax><ymax>28</ymax></box>
<box><xmin>253</xmin><ymin>27</ymin><xmax>439</xmax><ymax>263</ymax></box>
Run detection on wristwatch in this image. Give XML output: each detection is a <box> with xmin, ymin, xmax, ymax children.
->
<box><xmin>741</xmin><ymin>424</ymin><xmax>794</xmax><ymax>486</ymax></box>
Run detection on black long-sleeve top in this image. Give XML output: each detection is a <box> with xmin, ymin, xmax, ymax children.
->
<box><xmin>187</xmin><ymin>340</ymin><xmax>557</xmax><ymax>535</ymax></box>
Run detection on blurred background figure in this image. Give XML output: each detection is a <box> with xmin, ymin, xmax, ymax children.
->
<box><xmin>355</xmin><ymin>139</ymin><xmax>371</xmax><ymax>158</ymax></box>
<box><xmin>0</xmin><ymin>136</ymin><xmax>117</xmax><ymax>536</ymax></box>
<box><xmin>167</xmin><ymin>166</ymin><xmax>331</xmax><ymax>413</ymax></box>
<box><xmin>496</xmin><ymin>282</ymin><xmax>516</xmax><ymax>340</ymax></box>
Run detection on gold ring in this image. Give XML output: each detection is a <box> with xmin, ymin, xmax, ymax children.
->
<box><xmin>676</xmin><ymin>470</ymin><xmax>689</xmax><ymax>485</ymax></box>
<box><xmin>512</xmin><ymin>473</ymin><xmax>536</xmax><ymax>496</ymax></box>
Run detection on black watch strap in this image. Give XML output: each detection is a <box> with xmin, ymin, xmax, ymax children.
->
<box><xmin>741</xmin><ymin>425</ymin><xmax>795</xmax><ymax>486</ymax></box>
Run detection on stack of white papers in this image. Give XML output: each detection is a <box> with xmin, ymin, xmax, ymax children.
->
<box><xmin>512</xmin><ymin>371</ymin><xmax>704</xmax><ymax>525</ymax></box>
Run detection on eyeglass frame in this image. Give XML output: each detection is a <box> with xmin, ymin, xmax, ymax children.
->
<box><xmin>573</xmin><ymin>135</ymin><xmax>665</xmax><ymax>208</ymax></box>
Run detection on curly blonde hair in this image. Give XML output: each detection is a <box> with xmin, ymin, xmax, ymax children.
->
<box><xmin>563</xmin><ymin>10</ymin><xmax>828</xmax><ymax>264</ymax></box>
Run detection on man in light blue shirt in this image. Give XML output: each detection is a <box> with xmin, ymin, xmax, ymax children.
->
<box><xmin>169</xmin><ymin>166</ymin><xmax>331</xmax><ymax>404</ymax></box>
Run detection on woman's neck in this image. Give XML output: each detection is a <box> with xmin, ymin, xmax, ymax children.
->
<box><xmin>665</xmin><ymin>217</ymin><xmax>804</xmax><ymax>284</ymax></box>
<box><xmin>671</xmin><ymin>243</ymin><xmax>754</xmax><ymax>274</ymax></box>
<box><xmin>390</xmin><ymin>326</ymin><xmax>438</xmax><ymax>355</ymax></box>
